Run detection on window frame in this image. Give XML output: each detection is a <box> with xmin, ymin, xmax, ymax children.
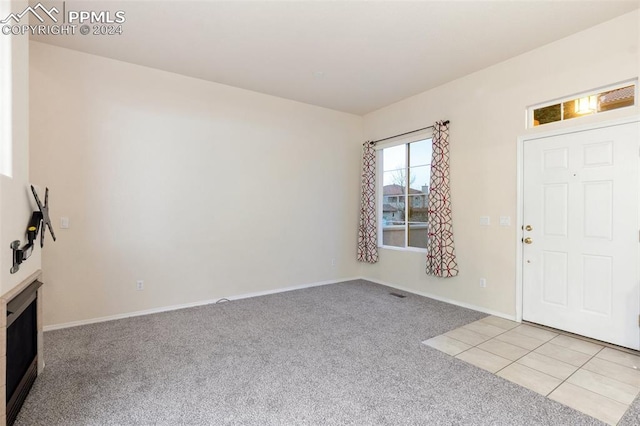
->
<box><xmin>0</xmin><ymin>0</ymin><xmax>12</xmax><ymax>178</ymax></box>
<box><xmin>527</xmin><ymin>80</ymin><xmax>638</xmax><ymax>129</ymax></box>
<box><xmin>375</xmin><ymin>129</ymin><xmax>433</xmax><ymax>252</ymax></box>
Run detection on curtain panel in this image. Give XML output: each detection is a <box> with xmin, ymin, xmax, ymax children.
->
<box><xmin>426</xmin><ymin>121</ymin><xmax>458</xmax><ymax>277</ymax></box>
<box><xmin>357</xmin><ymin>141</ymin><xmax>379</xmax><ymax>263</ymax></box>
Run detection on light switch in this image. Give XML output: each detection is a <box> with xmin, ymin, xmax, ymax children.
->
<box><xmin>499</xmin><ymin>216</ymin><xmax>511</xmax><ymax>226</ymax></box>
<box><xmin>479</xmin><ymin>216</ymin><xmax>490</xmax><ymax>226</ymax></box>
<box><xmin>60</xmin><ymin>217</ymin><xmax>69</xmax><ymax>229</ymax></box>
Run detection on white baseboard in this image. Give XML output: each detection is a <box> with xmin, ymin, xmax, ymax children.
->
<box><xmin>44</xmin><ymin>276</ymin><xmax>515</xmax><ymax>331</ymax></box>
<box><xmin>44</xmin><ymin>276</ymin><xmax>361</xmax><ymax>331</ymax></box>
<box><xmin>359</xmin><ymin>276</ymin><xmax>517</xmax><ymax>321</ymax></box>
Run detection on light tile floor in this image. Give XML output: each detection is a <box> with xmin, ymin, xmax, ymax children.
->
<box><xmin>423</xmin><ymin>316</ymin><xmax>640</xmax><ymax>425</ymax></box>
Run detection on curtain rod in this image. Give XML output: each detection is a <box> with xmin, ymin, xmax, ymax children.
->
<box><xmin>371</xmin><ymin>120</ymin><xmax>449</xmax><ymax>145</ymax></box>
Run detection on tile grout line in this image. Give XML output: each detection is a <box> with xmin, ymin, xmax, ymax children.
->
<box><xmin>594</xmin><ymin>347</ymin><xmax>640</xmax><ymax>370</ymax></box>
<box><xmin>498</xmin><ymin>338</ymin><xmax>635</xmax><ymax>421</ymax></box>
<box><xmin>440</xmin><ymin>319</ymin><xmax>513</xmax><ymax>356</ymax></box>
<box><xmin>523</xmin><ymin>320</ymin><xmax>640</xmax><ymax>357</ymax></box>
<box><xmin>572</xmin><ymin>350</ymin><xmax>640</xmax><ymax>408</ymax></box>
<box><xmin>555</xmin><ymin>383</ymin><xmax>630</xmax><ymax>426</ymax></box>
<box><xmin>494</xmin><ymin>331</ymin><xmax>555</xmax><ymax>375</ymax></box>
<box><xmin>455</xmin><ymin>320</ymin><xmax>550</xmax><ymax>374</ymax></box>
<box><xmin>455</xmin><ymin>319</ymin><xmax>519</xmax><ymax>359</ymax></box>
<box><xmin>435</xmin><ymin>319</ymin><xmax>636</xmax><ymax>425</ymax></box>
<box><xmin>544</xmin><ymin>346</ymin><xmax>604</xmax><ymax>397</ymax></box>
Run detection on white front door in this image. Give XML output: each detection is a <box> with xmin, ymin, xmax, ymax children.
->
<box><xmin>522</xmin><ymin>121</ymin><xmax>640</xmax><ymax>350</ymax></box>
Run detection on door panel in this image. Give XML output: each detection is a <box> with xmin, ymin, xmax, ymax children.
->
<box><xmin>522</xmin><ymin>122</ymin><xmax>639</xmax><ymax>350</ymax></box>
<box><xmin>542</xmin><ymin>251</ymin><xmax>567</xmax><ymax>306</ymax></box>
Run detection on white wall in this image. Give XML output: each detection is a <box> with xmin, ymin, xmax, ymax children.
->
<box><xmin>29</xmin><ymin>42</ymin><xmax>363</xmax><ymax>327</ymax></box>
<box><xmin>0</xmin><ymin>8</ymin><xmax>41</xmax><ymax>296</ymax></box>
<box><xmin>29</xmin><ymin>10</ymin><xmax>639</xmax><ymax>326</ymax></box>
<box><xmin>361</xmin><ymin>11</ymin><xmax>640</xmax><ymax>318</ymax></box>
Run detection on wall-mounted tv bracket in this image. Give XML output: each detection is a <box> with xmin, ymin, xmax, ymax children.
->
<box><xmin>10</xmin><ymin>186</ymin><xmax>56</xmax><ymax>274</ymax></box>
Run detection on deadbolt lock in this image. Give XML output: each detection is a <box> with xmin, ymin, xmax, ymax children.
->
<box><xmin>525</xmin><ymin>225</ymin><xmax>533</xmax><ymax>231</ymax></box>
<box><xmin>523</xmin><ymin>237</ymin><xmax>533</xmax><ymax>244</ymax></box>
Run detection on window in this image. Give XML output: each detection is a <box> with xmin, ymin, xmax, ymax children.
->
<box><xmin>0</xmin><ymin>1</ymin><xmax>12</xmax><ymax>177</ymax></box>
<box><xmin>529</xmin><ymin>81</ymin><xmax>637</xmax><ymax>128</ymax></box>
<box><xmin>378</xmin><ymin>137</ymin><xmax>432</xmax><ymax>250</ymax></box>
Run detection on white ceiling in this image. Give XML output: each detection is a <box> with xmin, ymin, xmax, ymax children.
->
<box><xmin>31</xmin><ymin>0</ymin><xmax>640</xmax><ymax>115</ymax></box>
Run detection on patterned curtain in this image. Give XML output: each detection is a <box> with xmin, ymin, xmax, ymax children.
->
<box><xmin>357</xmin><ymin>141</ymin><xmax>379</xmax><ymax>263</ymax></box>
<box><xmin>426</xmin><ymin>121</ymin><xmax>458</xmax><ymax>277</ymax></box>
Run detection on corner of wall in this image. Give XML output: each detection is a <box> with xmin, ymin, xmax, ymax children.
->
<box><xmin>0</xmin><ymin>26</ymin><xmax>40</xmax><ymax>296</ymax></box>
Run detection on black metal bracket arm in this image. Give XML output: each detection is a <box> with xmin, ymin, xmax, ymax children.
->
<box><xmin>10</xmin><ymin>211</ymin><xmax>43</xmax><ymax>274</ymax></box>
<box><xmin>10</xmin><ymin>241</ymin><xmax>25</xmax><ymax>275</ymax></box>
<box><xmin>10</xmin><ymin>186</ymin><xmax>56</xmax><ymax>274</ymax></box>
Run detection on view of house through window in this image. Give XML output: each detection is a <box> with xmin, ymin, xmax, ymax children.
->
<box><xmin>380</xmin><ymin>138</ymin><xmax>432</xmax><ymax>249</ymax></box>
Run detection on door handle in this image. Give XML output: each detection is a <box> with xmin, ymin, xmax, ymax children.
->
<box><xmin>523</xmin><ymin>237</ymin><xmax>533</xmax><ymax>244</ymax></box>
<box><xmin>525</xmin><ymin>225</ymin><xmax>533</xmax><ymax>231</ymax></box>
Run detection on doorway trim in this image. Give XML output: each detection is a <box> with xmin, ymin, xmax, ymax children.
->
<box><xmin>515</xmin><ymin>115</ymin><xmax>640</xmax><ymax>324</ymax></box>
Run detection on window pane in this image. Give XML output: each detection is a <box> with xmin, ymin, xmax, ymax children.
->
<box><xmin>382</xmin><ymin>194</ymin><xmax>405</xmax><ymax>223</ymax></box>
<box><xmin>383</xmin><ymin>170</ymin><xmax>407</xmax><ymax>190</ymax></box>
<box><xmin>383</xmin><ymin>144</ymin><xmax>406</xmax><ymax>172</ymax></box>
<box><xmin>563</xmin><ymin>96</ymin><xmax>598</xmax><ymax>120</ymax></box>
<box><xmin>408</xmin><ymin>195</ymin><xmax>428</xmax><ymax>249</ymax></box>
<box><xmin>562</xmin><ymin>99</ymin><xmax>579</xmax><ymax>120</ymax></box>
<box><xmin>382</xmin><ymin>194</ymin><xmax>405</xmax><ymax>247</ymax></box>
<box><xmin>409</xmin><ymin>139</ymin><xmax>432</xmax><ymax>167</ymax></box>
<box><xmin>533</xmin><ymin>104</ymin><xmax>561</xmax><ymax>126</ymax></box>
<box><xmin>0</xmin><ymin>7</ymin><xmax>11</xmax><ymax>178</ymax></box>
<box><xmin>408</xmin><ymin>223</ymin><xmax>428</xmax><ymax>249</ymax></box>
<box><xmin>599</xmin><ymin>85</ymin><xmax>635</xmax><ymax>112</ymax></box>
<box><xmin>409</xmin><ymin>165</ymin><xmax>430</xmax><ymax>192</ymax></box>
<box><xmin>408</xmin><ymin>194</ymin><xmax>428</xmax><ymax>212</ymax></box>
<box><xmin>382</xmin><ymin>223</ymin><xmax>406</xmax><ymax>247</ymax></box>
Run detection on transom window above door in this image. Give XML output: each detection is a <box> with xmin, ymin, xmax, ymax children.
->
<box><xmin>528</xmin><ymin>81</ymin><xmax>637</xmax><ymax>128</ymax></box>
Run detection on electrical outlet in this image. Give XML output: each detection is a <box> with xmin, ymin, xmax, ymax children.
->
<box><xmin>331</xmin><ymin>258</ymin><xmax>336</xmax><ymax>267</ymax></box>
<box><xmin>136</xmin><ymin>280</ymin><xmax>144</xmax><ymax>291</ymax></box>
<box><xmin>479</xmin><ymin>278</ymin><xmax>487</xmax><ymax>288</ymax></box>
